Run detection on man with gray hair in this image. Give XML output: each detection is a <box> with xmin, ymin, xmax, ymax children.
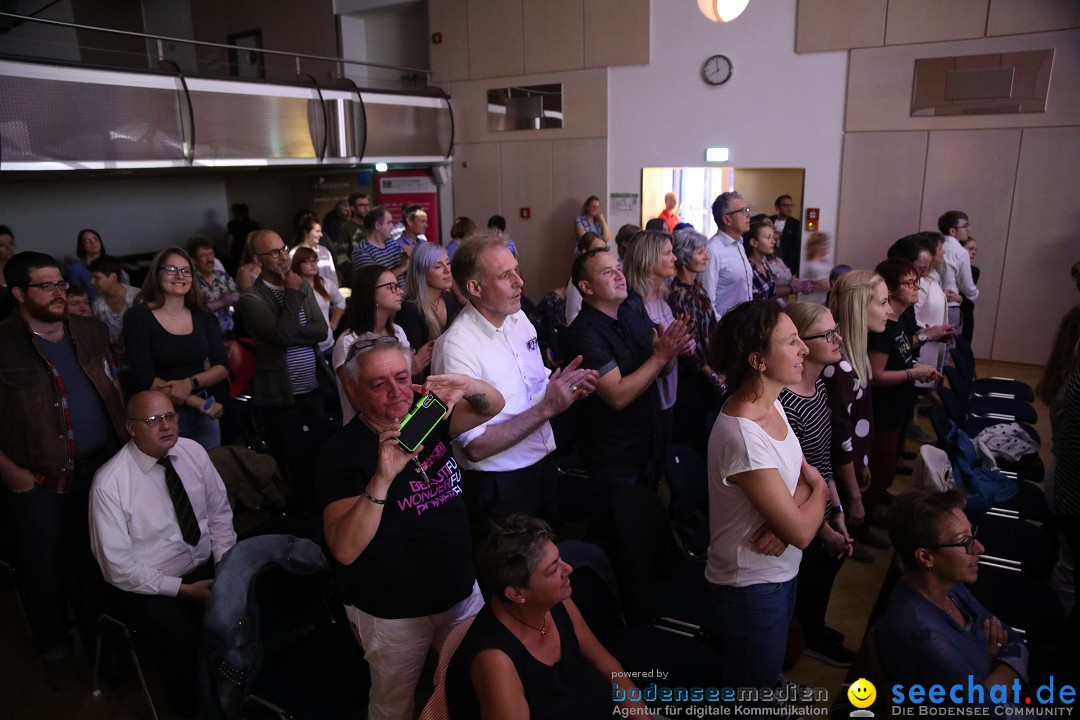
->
<box><xmin>432</xmin><ymin>232</ymin><xmax>595</xmax><ymax>535</ymax></box>
<box><xmin>701</xmin><ymin>191</ymin><xmax>754</xmax><ymax>318</ymax></box>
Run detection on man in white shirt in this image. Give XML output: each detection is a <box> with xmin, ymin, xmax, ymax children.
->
<box><xmin>90</xmin><ymin>390</ymin><xmax>235</xmax><ymax>715</ymax></box>
<box><xmin>936</xmin><ymin>210</ymin><xmax>979</xmax><ymax>332</ymax></box>
<box><xmin>701</xmin><ymin>191</ymin><xmax>754</xmax><ymax>318</ymax></box>
<box><xmin>432</xmin><ymin>233</ymin><xmax>594</xmax><ymax>535</ymax></box>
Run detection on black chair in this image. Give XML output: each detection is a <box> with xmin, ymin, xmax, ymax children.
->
<box><xmin>936</xmin><ymin>385</ymin><xmax>1040</xmax><ymax>445</ymax></box>
<box><xmin>950</xmin><ymin>337</ymin><xmax>1034</xmax><ymax>402</ymax></box>
<box><xmin>663</xmin><ymin>445</ymin><xmax>710</xmax><ymax>558</ymax></box>
<box><xmin>608</xmin><ymin>485</ymin><xmax>713</xmax><ymax>631</ymax></box>
<box><xmin>92</xmin><ymin>602</ymin><xmax>160</xmax><ymax>720</ymax></box>
<box><xmin>942</xmin><ymin>365</ymin><xmax>1037</xmax><ymax>425</ymax></box>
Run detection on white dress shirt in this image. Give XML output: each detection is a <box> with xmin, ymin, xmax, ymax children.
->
<box><xmin>940</xmin><ymin>236</ymin><xmax>979</xmax><ymax>307</ymax></box>
<box><xmin>89</xmin><ymin>438</ymin><xmax>236</xmax><ymax>597</ymax></box>
<box><xmin>432</xmin><ymin>303</ymin><xmax>557</xmax><ymax>472</ymax></box>
<box><xmin>705</xmin><ymin>230</ymin><xmax>754</xmax><ymax>318</ymax></box>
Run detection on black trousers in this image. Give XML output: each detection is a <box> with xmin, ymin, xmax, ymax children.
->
<box><xmin>463</xmin><ymin>454</ymin><xmax>558</xmax><ymax>539</ymax></box>
<box><xmin>793</xmin><ymin>535</ymin><xmax>846</xmax><ymax>648</ymax></box>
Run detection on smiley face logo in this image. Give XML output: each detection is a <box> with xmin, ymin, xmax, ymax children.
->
<box><xmin>848</xmin><ymin>678</ymin><xmax>876</xmax><ymax>709</ymax></box>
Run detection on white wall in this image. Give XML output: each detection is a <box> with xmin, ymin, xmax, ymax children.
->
<box><xmin>607</xmin><ymin>0</ymin><xmax>848</xmax><ymax>256</ymax></box>
<box><xmin>0</xmin><ymin>175</ymin><xmax>228</xmax><ymax>261</ymax></box>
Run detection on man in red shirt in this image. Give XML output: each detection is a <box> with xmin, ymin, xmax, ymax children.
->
<box><xmin>658</xmin><ymin>192</ymin><xmax>680</xmax><ymax>233</ymax></box>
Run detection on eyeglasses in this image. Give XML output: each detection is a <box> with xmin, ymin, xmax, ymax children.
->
<box><xmin>160</xmin><ymin>265</ymin><xmax>193</xmax><ymax>277</ymax></box>
<box><xmin>724</xmin><ymin>207</ymin><xmax>752</xmax><ymax>216</ymax></box>
<box><xmin>931</xmin><ymin>528</ymin><xmax>979</xmax><ymax>555</ymax></box>
<box><xmin>131</xmin><ymin>411</ymin><xmax>178</xmax><ymax>426</ymax></box>
<box><xmin>801</xmin><ymin>324</ymin><xmax>841</xmax><ymax>343</ymax></box>
<box><xmin>955</xmin><ymin>223</ymin><xmax>970</xmax><ymax>230</ymax></box>
<box><xmin>899</xmin><ymin>279</ymin><xmax>920</xmax><ymax>289</ymax></box>
<box><xmin>374</xmin><ymin>281</ymin><xmax>403</xmax><ymax>293</ymax></box>
<box><xmin>254</xmin><ymin>246</ymin><xmax>289</xmax><ymax>258</ymax></box>
<box><xmin>24</xmin><ymin>281</ymin><xmax>70</xmax><ymax>292</ymax></box>
<box><xmin>346</xmin><ymin>334</ymin><xmax>402</xmax><ymax>362</ymax></box>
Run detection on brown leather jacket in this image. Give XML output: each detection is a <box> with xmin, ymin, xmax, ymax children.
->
<box><xmin>0</xmin><ymin>312</ymin><xmax>126</xmax><ymax>479</ymax></box>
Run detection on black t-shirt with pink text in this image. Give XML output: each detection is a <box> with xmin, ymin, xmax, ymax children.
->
<box><xmin>317</xmin><ymin>412</ymin><xmax>474</xmax><ymax>618</ymax></box>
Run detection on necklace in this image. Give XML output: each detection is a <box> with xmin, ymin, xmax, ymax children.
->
<box><xmin>505</xmin><ymin>607</ymin><xmax>547</xmax><ymax>636</ymax></box>
<box><xmin>359</xmin><ymin>412</ymin><xmax>431</xmax><ymax>483</ymax></box>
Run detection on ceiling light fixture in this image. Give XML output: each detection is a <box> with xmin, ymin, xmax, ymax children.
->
<box><xmin>697</xmin><ymin>0</ymin><xmax>749</xmax><ymax>23</ymax></box>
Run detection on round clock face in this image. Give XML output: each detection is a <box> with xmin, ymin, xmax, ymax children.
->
<box><xmin>702</xmin><ymin>54</ymin><xmax>733</xmax><ymax>86</ymax></box>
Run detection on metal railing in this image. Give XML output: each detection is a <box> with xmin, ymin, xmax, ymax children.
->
<box><xmin>0</xmin><ymin>10</ymin><xmax>430</xmax><ymax>91</ymax></box>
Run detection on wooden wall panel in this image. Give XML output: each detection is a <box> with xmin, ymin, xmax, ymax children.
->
<box><xmin>523</xmin><ymin>0</ymin><xmax>584</xmax><ymax>74</ymax></box>
<box><xmin>920</xmin><ymin>129</ymin><xmax>1021</xmax><ymax>360</ymax></box>
<box><xmin>499</xmin><ymin>141</ymin><xmax>555</xmax><ymax>296</ymax></box>
<box><xmin>987</xmin><ymin>0</ymin><xmax>1080</xmax><ymax>37</ymax></box>
<box><xmin>551</xmin><ymin>137</ymin><xmax>607</xmax><ymax>276</ymax></box>
<box><xmin>450</xmin><ymin>142</ymin><xmax>502</xmax><ymax>228</ymax></box>
<box><xmin>443</xmin><ymin>68</ymin><xmax>607</xmax><ymax>145</ymax></box>
<box><xmin>846</xmin><ymin>29</ymin><xmax>1080</xmax><ymax>132</ymax></box>
<box><xmin>835</xmin><ymin>132</ymin><xmax>928</xmax><ymax>272</ymax></box>
<box><xmin>466</xmin><ymin>0</ymin><xmax>524</xmax><ymax>79</ymax></box>
<box><xmin>796</xmin><ymin>0</ymin><xmax>887</xmax><ymax>53</ymax></box>
<box><xmin>430</xmin><ymin>0</ymin><xmax>470</xmax><ymax>83</ymax></box>
<box><xmin>884</xmin><ymin>0</ymin><xmax>989</xmax><ymax>46</ymax></box>
<box><xmin>991</xmin><ymin>127</ymin><xmax>1080</xmax><ymax>365</ymax></box>
<box><xmin>583</xmin><ymin>0</ymin><xmax>650</xmax><ymax>68</ymax></box>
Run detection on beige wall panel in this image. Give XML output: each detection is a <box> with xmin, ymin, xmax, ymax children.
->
<box><xmin>466</xmin><ymin>0</ymin><xmax>524</xmax><ymax>79</ymax></box>
<box><xmin>920</xmin><ymin>130</ymin><xmax>1021</xmax><ymax>360</ymax></box>
<box><xmin>450</xmin><ymin>143</ymin><xmax>502</xmax><ymax>229</ymax></box>
<box><xmin>430</xmin><ymin>0</ymin><xmax>470</xmax><ymax>83</ymax></box>
<box><xmin>884</xmin><ymin>0</ymin><xmax>989</xmax><ymax>46</ymax></box>
<box><xmin>523</xmin><ymin>0</ymin><xmax>585</xmax><ymax>74</ymax></box>
<box><xmin>835</xmin><ymin>132</ymin><xmax>928</xmax><ymax>272</ymax></box>
<box><xmin>846</xmin><ymin>29</ymin><xmax>1080</xmax><ymax>132</ymax></box>
<box><xmin>583</xmin><ymin>0</ymin><xmax>650</xmax><ymax>68</ymax></box>
<box><xmin>733</xmin><ymin>169</ymin><xmax>806</xmax><ymax>225</ymax></box>
<box><xmin>991</xmin><ymin>126</ymin><xmax>1080</xmax><ymax>365</ymax></box>
<box><xmin>987</xmin><ymin>0</ymin><xmax>1080</xmax><ymax>37</ymax></box>
<box><xmin>500</xmin><ymin>142</ymin><xmax>555</xmax><ymax>296</ymax></box>
<box><xmin>445</xmin><ymin>68</ymin><xmax>607</xmax><ymax>144</ymax></box>
<box><xmin>551</xmin><ymin>137</ymin><xmax>607</xmax><ymax>280</ymax></box>
<box><xmin>796</xmin><ymin>0</ymin><xmax>887</xmax><ymax>52</ymax></box>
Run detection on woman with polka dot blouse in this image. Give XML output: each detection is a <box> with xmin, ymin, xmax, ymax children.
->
<box><xmin>824</xmin><ymin>270</ymin><xmax>892</xmax><ymax>548</ymax></box>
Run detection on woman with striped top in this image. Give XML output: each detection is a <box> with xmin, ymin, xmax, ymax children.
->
<box><xmin>779</xmin><ymin>301</ymin><xmax>854</xmax><ymax>667</ymax></box>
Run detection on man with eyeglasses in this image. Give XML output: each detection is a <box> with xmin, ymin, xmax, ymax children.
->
<box><xmin>0</xmin><ymin>251</ymin><xmax>127</xmax><ymax>690</ymax></box>
<box><xmin>89</xmin><ymin>389</ymin><xmax>235</xmax><ymax>715</ymax></box>
<box><xmin>702</xmin><ymin>191</ymin><xmax>755</xmax><ymax>319</ymax></box>
<box><xmin>936</xmin><ymin>210</ymin><xmax>979</xmax><ymax>334</ymax></box>
<box><xmin>238</xmin><ymin>230</ymin><xmax>333</xmax><ymax>502</ymax></box>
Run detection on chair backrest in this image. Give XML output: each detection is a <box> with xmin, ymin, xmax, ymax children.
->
<box><xmin>949</xmin><ymin>346</ymin><xmax>975</xmax><ymax>382</ymax></box>
<box><xmin>942</xmin><ymin>364</ymin><xmax>969</xmax><ymax>399</ymax></box>
<box><xmin>936</xmin><ymin>384</ymin><xmax>966</xmax><ymax>423</ymax></box>
<box><xmin>663</xmin><ymin>445</ymin><xmax>709</xmax><ymax>526</ymax></box>
<box><xmin>609</xmin><ymin>485</ymin><xmax>686</xmax><ymax>590</ymax></box>
<box><xmin>558</xmin><ymin>540</ymin><xmax>626</xmax><ymax>640</ymax></box>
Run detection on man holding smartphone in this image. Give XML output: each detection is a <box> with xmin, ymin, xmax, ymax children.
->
<box><xmin>433</xmin><ymin>232</ymin><xmax>596</xmax><ymax>536</ymax></box>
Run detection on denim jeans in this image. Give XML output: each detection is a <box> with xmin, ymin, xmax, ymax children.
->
<box><xmin>178</xmin><ymin>404</ymin><xmax>221</xmax><ymax>450</ymax></box>
<box><xmin>707</xmin><ymin>578</ymin><xmax>796</xmax><ymax>692</ymax></box>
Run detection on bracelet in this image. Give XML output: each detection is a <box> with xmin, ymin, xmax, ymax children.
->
<box><xmin>202</xmin><ymin>396</ymin><xmax>215</xmax><ymax>412</ymax></box>
<box><xmin>360</xmin><ymin>488</ymin><xmax>387</xmax><ymax>505</ymax></box>
<box><xmin>190</xmin><ymin>375</ymin><xmax>201</xmax><ymax>389</ymax></box>
<box><xmin>905</xmin><ymin>368</ymin><xmax>913</xmax><ymax>382</ymax></box>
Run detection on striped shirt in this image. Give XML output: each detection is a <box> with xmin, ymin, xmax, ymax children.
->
<box><xmin>351</xmin><ymin>237</ymin><xmax>406</xmax><ymax>287</ymax></box>
<box><xmin>1053</xmin><ymin>369</ymin><xmax>1080</xmax><ymax>517</ymax></box>
<box><xmin>266</xmin><ymin>285</ymin><xmax>319</xmax><ymax>395</ymax></box>
<box><xmin>779</xmin><ymin>378</ymin><xmax>835</xmax><ymax>521</ymax></box>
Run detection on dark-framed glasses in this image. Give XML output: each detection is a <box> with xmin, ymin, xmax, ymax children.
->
<box><xmin>931</xmin><ymin>528</ymin><xmax>979</xmax><ymax>555</ymax></box>
<box><xmin>899</xmin><ymin>279</ymin><xmax>920</xmax><ymax>289</ymax></box>
<box><xmin>374</xmin><ymin>281</ymin><xmax>403</xmax><ymax>293</ymax></box>
<box><xmin>801</xmin><ymin>324</ymin><xmax>841</xmax><ymax>343</ymax></box>
<box><xmin>24</xmin><ymin>281</ymin><xmax>70</xmax><ymax>292</ymax></box>
<box><xmin>131</xmin><ymin>411</ymin><xmax>178</xmax><ymax>426</ymax></box>
<box><xmin>725</xmin><ymin>207</ymin><xmax>752</xmax><ymax>216</ymax></box>
<box><xmin>254</xmin><ymin>246</ymin><xmax>289</xmax><ymax>258</ymax></box>
<box><xmin>346</xmin><ymin>334</ymin><xmax>403</xmax><ymax>362</ymax></box>
<box><xmin>160</xmin><ymin>265</ymin><xmax>193</xmax><ymax>277</ymax></box>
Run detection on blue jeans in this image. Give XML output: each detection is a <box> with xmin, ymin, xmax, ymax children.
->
<box><xmin>178</xmin><ymin>404</ymin><xmax>221</xmax><ymax>450</ymax></box>
<box><xmin>707</xmin><ymin>578</ymin><xmax>796</xmax><ymax>692</ymax></box>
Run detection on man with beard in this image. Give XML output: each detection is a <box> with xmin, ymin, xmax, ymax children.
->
<box><xmin>0</xmin><ymin>251</ymin><xmax>126</xmax><ymax>690</ymax></box>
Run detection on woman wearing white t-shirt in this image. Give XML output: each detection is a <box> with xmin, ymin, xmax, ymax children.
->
<box><xmin>706</xmin><ymin>299</ymin><xmax>828</xmax><ymax>691</ymax></box>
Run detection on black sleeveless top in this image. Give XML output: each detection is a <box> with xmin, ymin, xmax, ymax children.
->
<box><xmin>446</xmin><ymin>602</ymin><xmax>611</xmax><ymax>720</ymax></box>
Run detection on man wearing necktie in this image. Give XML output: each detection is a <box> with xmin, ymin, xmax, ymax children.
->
<box><xmin>89</xmin><ymin>390</ymin><xmax>235</xmax><ymax>715</ymax></box>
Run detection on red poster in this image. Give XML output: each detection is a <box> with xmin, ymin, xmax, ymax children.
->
<box><xmin>374</xmin><ymin>169</ymin><xmax>440</xmax><ymax>244</ymax></box>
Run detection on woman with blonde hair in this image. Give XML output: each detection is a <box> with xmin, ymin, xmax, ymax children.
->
<box><xmin>398</xmin><ymin>242</ymin><xmax>462</xmax><ymax>378</ymax></box>
<box><xmin>826</xmin><ymin>270</ymin><xmax>892</xmax><ymax>544</ymax></box>
<box><xmin>622</xmin><ymin>229</ymin><xmax>682</xmax><ymax>479</ymax></box>
<box><xmin>779</xmin><ymin>301</ymin><xmax>854</xmax><ymax>665</ymax></box>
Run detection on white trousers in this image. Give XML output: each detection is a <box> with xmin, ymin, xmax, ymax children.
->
<box><xmin>344</xmin><ymin>581</ymin><xmax>484</xmax><ymax>720</ymax></box>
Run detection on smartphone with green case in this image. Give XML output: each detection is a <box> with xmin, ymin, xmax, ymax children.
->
<box><xmin>397</xmin><ymin>393</ymin><xmax>448</xmax><ymax>453</ymax></box>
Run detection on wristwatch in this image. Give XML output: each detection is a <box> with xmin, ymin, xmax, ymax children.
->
<box><xmin>190</xmin><ymin>375</ymin><xmax>201</xmax><ymax>389</ymax></box>
<box><xmin>917</xmin><ymin>331</ymin><xmax>928</xmax><ymax>345</ymax></box>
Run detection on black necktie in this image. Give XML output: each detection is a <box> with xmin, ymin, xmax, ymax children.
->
<box><xmin>158</xmin><ymin>457</ymin><xmax>201</xmax><ymax>547</ymax></box>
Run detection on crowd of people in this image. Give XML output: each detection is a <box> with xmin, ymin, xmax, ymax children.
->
<box><xmin>0</xmin><ymin>186</ymin><xmax>1074</xmax><ymax>719</ymax></box>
